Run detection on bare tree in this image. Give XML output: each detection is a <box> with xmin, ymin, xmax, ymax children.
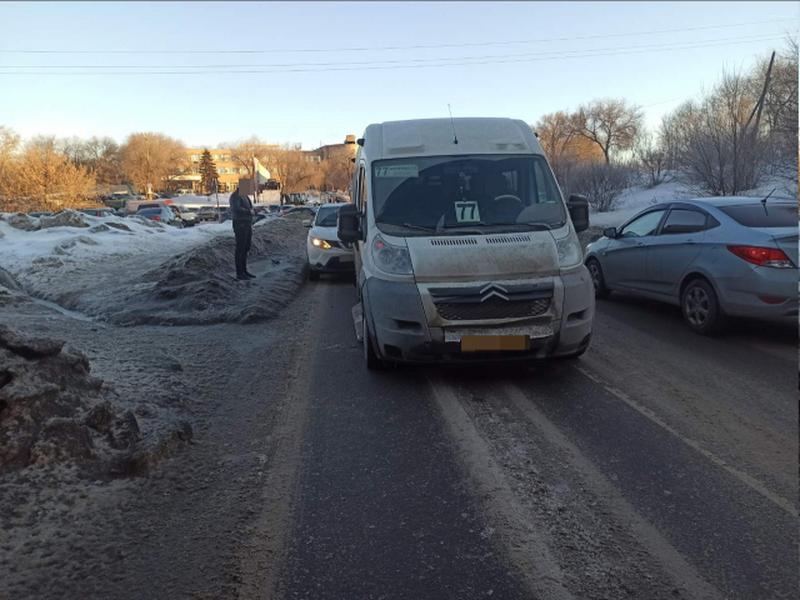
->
<box><xmin>533</xmin><ymin>111</ymin><xmax>603</xmax><ymax>188</ymax></box>
<box><xmin>570</xmin><ymin>162</ymin><xmax>631</xmax><ymax>212</ymax></box>
<box><xmin>0</xmin><ymin>136</ymin><xmax>95</xmax><ymax>211</ymax></box>
<box><xmin>757</xmin><ymin>39</ymin><xmax>798</xmax><ymax>171</ymax></box>
<box><xmin>574</xmin><ymin>99</ymin><xmax>643</xmax><ymax>164</ymax></box>
<box><xmin>261</xmin><ymin>145</ymin><xmax>322</xmax><ymax>196</ymax></box>
<box><xmin>634</xmin><ymin>132</ymin><xmax>669</xmax><ymax>188</ymax></box>
<box><xmin>60</xmin><ymin>136</ymin><xmax>122</xmax><ymax>184</ymax></box>
<box><xmin>120</xmin><ymin>132</ymin><xmax>186</xmax><ymax>193</ymax></box>
<box><xmin>666</xmin><ymin>67</ymin><xmax>771</xmax><ymax>195</ymax></box>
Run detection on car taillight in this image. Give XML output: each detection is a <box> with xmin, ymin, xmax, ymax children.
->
<box><xmin>152</xmin><ymin>216</ymin><xmax>161</xmax><ymax>221</ymax></box>
<box><xmin>727</xmin><ymin>245</ymin><xmax>793</xmax><ymax>268</ymax></box>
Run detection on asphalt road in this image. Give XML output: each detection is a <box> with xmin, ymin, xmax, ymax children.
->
<box><xmin>7</xmin><ymin>267</ymin><xmax>794</xmax><ymax>600</ymax></box>
<box><xmin>269</xmin><ymin>277</ymin><xmax>797</xmax><ymax>600</ymax></box>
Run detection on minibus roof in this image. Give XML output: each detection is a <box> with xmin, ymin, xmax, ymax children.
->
<box><xmin>362</xmin><ymin>118</ymin><xmax>544</xmax><ymax>160</ymax></box>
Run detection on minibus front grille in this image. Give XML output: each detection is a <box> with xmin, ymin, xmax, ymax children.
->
<box><xmin>435</xmin><ymin>296</ymin><xmax>551</xmax><ymax>321</ymax></box>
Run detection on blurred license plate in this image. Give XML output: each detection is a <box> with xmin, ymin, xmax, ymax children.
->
<box><xmin>461</xmin><ymin>335</ymin><xmax>530</xmax><ymax>352</ymax></box>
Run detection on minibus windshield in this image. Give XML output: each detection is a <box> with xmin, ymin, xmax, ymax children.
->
<box><xmin>372</xmin><ymin>155</ymin><xmax>566</xmax><ymax>236</ymax></box>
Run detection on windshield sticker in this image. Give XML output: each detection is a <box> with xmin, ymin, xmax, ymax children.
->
<box><xmin>454</xmin><ymin>201</ymin><xmax>481</xmax><ymax>223</ymax></box>
<box><xmin>375</xmin><ymin>164</ymin><xmax>419</xmax><ymax>178</ymax></box>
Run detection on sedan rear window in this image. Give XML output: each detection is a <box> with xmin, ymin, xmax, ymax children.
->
<box><xmin>719</xmin><ymin>204</ymin><xmax>796</xmax><ymax>228</ymax></box>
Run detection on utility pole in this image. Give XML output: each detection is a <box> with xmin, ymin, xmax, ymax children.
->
<box><xmin>737</xmin><ymin>50</ymin><xmax>776</xmax><ymax>193</ymax></box>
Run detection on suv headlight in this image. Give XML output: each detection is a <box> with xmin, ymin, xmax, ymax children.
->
<box><xmin>556</xmin><ymin>230</ymin><xmax>583</xmax><ymax>269</ymax></box>
<box><xmin>372</xmin><ymin>235</ymin><xmax>413</xmax><ymax>275</ymax></box>
<box><xmin>311</xmin><ymin>237</ymin><xmax>332</xmax><ymax>250</ymax></box>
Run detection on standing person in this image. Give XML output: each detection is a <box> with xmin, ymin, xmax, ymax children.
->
<box><xmin>230</xmin><ymin>186</ymin><xmax>256</xmax><ymax>280</ymax></box>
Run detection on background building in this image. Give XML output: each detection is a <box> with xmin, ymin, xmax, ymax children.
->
<box><xmin>170</xmin><ymin>149</ymin><xmax>250</xmax><ymax>193</ymax></box>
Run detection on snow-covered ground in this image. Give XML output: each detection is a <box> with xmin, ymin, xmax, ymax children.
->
<box><xmin>590</xmin><ymin>173</ymin><xmax>797</xmax><ymax>229</ymax></box>
<box><xmin>0</xmin><ymin>212</ymin><xmax>233</xmax><ymax>277</ymax></box>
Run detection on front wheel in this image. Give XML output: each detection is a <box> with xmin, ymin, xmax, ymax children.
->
<box><xmin>586</xmin><ymin>258</ymin><xmax>609</xmax><ymax>299</ymax></box>
<box><xmin>681</xmin><ymin>278</ymin><xmax>723</xmax><ymax>335</ymax></box>
<box><xmin>307</xmin><ymin>266</ymin><xmax>320</xmax><ymax>281</ymax></box>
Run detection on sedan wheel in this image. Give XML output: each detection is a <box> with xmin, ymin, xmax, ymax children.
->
<box><xmin>586</xmin><ymin>258</ymin><xmax>609</xmax><ymax>299</ymax></box>
<box><xmin>681</xmin><ymin>279</ymin><xmax>722</xmax><ymax>335</ymax></box>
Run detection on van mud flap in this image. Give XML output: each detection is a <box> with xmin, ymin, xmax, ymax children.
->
<box><xmin>352</xmin><ymin>302</ymin><xmax>364</xmax><ymax>343</ymax></box>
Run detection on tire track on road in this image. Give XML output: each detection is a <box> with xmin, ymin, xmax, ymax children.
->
<box><xmin>427</xmin><ymin>375</ymin><xmax>575</xmax><ymax>600</ymax></box>
<box><xmin>501</xmin><ymin>381</ymin><xmax>724</xmax><ymax>600</ymax></box>
<box><xmin>575</xmin><ymin>365</ymin><xmax>797</xmax><ymax>518</ymax></box>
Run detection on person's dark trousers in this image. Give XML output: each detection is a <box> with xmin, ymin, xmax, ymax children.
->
<box><xmin>233</xmin><ymin>219</ymin><xmax>253</xmax><ymax>277</ymax></box>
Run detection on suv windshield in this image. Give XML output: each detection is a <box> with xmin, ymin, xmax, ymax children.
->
<box><xmin>372</xmin><ymin>155</ymin><xmax>566</xmax><ymax>236</ymax></box>
<box><xmin>719</xmin><ymin>203</ymin><xmax>796</xmax><ymax>228</ymax></box>
<box><xmin>315</xmin><ymin>206</ymin><xmax>339</xmax><ymax>227</ymax></box>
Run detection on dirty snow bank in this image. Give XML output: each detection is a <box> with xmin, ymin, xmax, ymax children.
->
<box><xmin>109</xmin><ymin>217</ymin><xmax>308</xmax><ymax>326</ymax></box>
<box><xmin>0</xmin><ymin>325</ymin><xmax>191</xmax><ymax>478</ymax></box>
<box><xmin>0</xmin><ymin>210</ymin><xmax>306</xmax><ymax>326</ymax></box>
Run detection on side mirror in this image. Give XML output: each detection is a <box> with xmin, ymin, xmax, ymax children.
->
<box><xmin>567</xmin><ymin>194</ymin><xmax>589</xmax><ymax>233</ymax></box>
<box><xmin>338</xmin><ymin>204</ymin><xmax>362</xmax><ymax>243</ymax></box>
<box><xmin>302</xmin><ymin>219</ymin><xmax>312</xmax><ymax>228</ymax></box>
<box><xmin>603</xmin><ymin>227</ymin><xmax>618</xmax><ymax>239</ymax></box>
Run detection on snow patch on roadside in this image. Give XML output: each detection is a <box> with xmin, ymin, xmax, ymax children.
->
<box><xmin>589</xmin><ymin>173</ymin><xmax>797</xmax><ymax>229</ymax></box>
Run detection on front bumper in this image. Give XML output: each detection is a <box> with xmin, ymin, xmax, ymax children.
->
<box><xmin>362</xmin><ymin>267</ymin><xmax>594</xmax><ymax>363</ymax></box>
<box><xmin>307</xmin><ymin>245</ymin><xmax>355</xmax><ymax>272</ymax></box>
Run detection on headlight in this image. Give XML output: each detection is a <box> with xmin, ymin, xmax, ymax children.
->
<box><xmin>371</xmin><ymin>235</ymin><xmax>413</xmax><ymax>275</ymax></box>
<box><xmin>311</xmin><ymin>237</ymin><xmax>332</xmax><ymax>250</ymax></box>
<box><xmin>556</xmin><ymin>230</ymin><xmax>582</xmax><ymax>269</ymax></box>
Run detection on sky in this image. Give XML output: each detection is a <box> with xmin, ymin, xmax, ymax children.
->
<box><xmin>0</xmin><ymin>1</ymin><xmax>797</xmax><ymax>149</ymax></box>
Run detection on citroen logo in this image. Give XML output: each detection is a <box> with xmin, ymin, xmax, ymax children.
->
<box><xmin>479</xmin><ymin>283</ymin><xmax>509</xmax><ymax>302</ymax></box>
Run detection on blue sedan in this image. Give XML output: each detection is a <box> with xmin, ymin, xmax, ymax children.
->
<box><xmin>585</xmin><ymin>197</ymin><xmax>797</xmax><ymax>334</ymax></box>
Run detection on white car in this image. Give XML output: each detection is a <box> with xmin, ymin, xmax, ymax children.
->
<box><xmin>306</xmin><ymin>202</ymin><xmax>355</xmax><ymax>281</ymax></box>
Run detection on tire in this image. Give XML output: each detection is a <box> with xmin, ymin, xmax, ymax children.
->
<box><xmin>308</xmin><ymin>267</ymin><xmax>320</xmax><ymax>281</ymax></box>
<box><xmin>681</xmin><ymin>278</ymin><xmax>723</xmax><ymax>335</ymax></box>
<box><xmin>362</xmin><ymin>311</ymin><xmax>385</xmax><ymax>370</ymax></box>
<box><xmin>586</xmin><ymin>258</ymin><xmax>609</xmax><ymax>299</ymax></box>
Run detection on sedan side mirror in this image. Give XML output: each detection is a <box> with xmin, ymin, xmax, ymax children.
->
<box><xmin>337</xmin><ymin>204</ymin><xmax>362</xmax><ymax>243</ymax></box>
<box><xmin>567</xmin><ymin>194</ymin><xmax>590</xmax><ymax>233</ymax></box>
<box><xmin>603</xmin><ymin>227</ymin><xmax>618</xmax><ymax>239</ymax></box>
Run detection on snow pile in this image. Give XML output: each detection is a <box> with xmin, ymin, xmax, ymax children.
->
<box><xmin>0</xmin><ymin>211</ymin><xmax>231</xmax><ymax>277</ymax></box>
<box><xmin>0</xmin><ymin>325</ymin><xmax>191</xmax><ymax>478</ymax></box>
<box><xmin>110</xmin><ymin>217</ymin><xmax>308</xmax><ymax>326</ymax></box>
<box><xmin>589</xmin><ymin>179</ymin><xmax>693</xmax><ymax>228</ymax></box>
<box><xmin>588</xmin><ymin>173</ymin><xmax>797</xmax><ymax>229</ymax></box>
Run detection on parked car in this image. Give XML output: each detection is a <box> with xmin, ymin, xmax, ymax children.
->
<box><xmin>306</xmin><ymin>203</ymin><xmax>354</xmax><ymax>281</ymax></box>
<box><xmin>584</xmin><ymin>197</ymin><xmax>798</xmax><ymax>334</ymax></box>
<box><xmin>338</xmin><ymin>117</ymin><xmax>593</xmax><ymax>369</ymax></box>
<box><xmin>137</xmin><ymin>206</ymin><xmax>184</xmax><ymax>227</ymax></box>
<box><xmin>27</xmin><ymin>211</ymin><xmax>53</xmax><ymax>218</ymax></box>
<box><xmin>282</xmin><ymin>206</ymin><xmax>317</xmax><ymax>219</ymax></box>
<box><xmin>196</xmin><ymin>206</ymin><xmax>221</xmax><ymax>222</ymax></box>
<box><xmin>79</xmin><ymin>208</ymin><xmax>115</xmax><ymax>218</ymax></box>
<box><xmin>170</xmin><ymin>205</ymin><xmax>198</xmax><ymax>226</ymax></box>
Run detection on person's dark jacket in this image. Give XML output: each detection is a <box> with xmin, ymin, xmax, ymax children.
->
<box><xmin>230</xmin><ymin>190</ymin><xmax>254</xmax><ymax>223</ymax></box>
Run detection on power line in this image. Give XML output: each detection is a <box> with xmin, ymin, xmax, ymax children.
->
<box><xmin>0</xmin><ymin>35</ymin><xmax>783</xmax><ymax>76</ymax></box>
<box><xmin>0</xmin><ymin>32</ymin><xmax>785</xmax><ymax>70</ymax></box>
<box><xmin>0</xmin><ymin>17</ymin><xmax>792</xmax><ymax>55</ymax></box>
<box><xmin>0</xmin><ymin>33</ymin><xmax>782</xmax><ymax>76</ymax></box>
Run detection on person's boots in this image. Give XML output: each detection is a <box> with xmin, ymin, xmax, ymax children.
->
<box><xmin>244</xmin><ymin>271</ymin><xmax>256</xmax><ymax>279</ymax></box>
<box><xmin>236</xmin><ymin>272</ymin><xmax>249</xmax><ymax>280</ymax></box>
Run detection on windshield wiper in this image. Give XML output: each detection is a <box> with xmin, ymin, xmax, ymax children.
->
<box><xmin>400</xmin><ymin>222</ymin><xmax>436</xmax><ymax>232</ymax></box>
<box><xmin>522</xmin><ymin>222</ymin><xmax>554</xmax><ymax>231</ymax></box>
